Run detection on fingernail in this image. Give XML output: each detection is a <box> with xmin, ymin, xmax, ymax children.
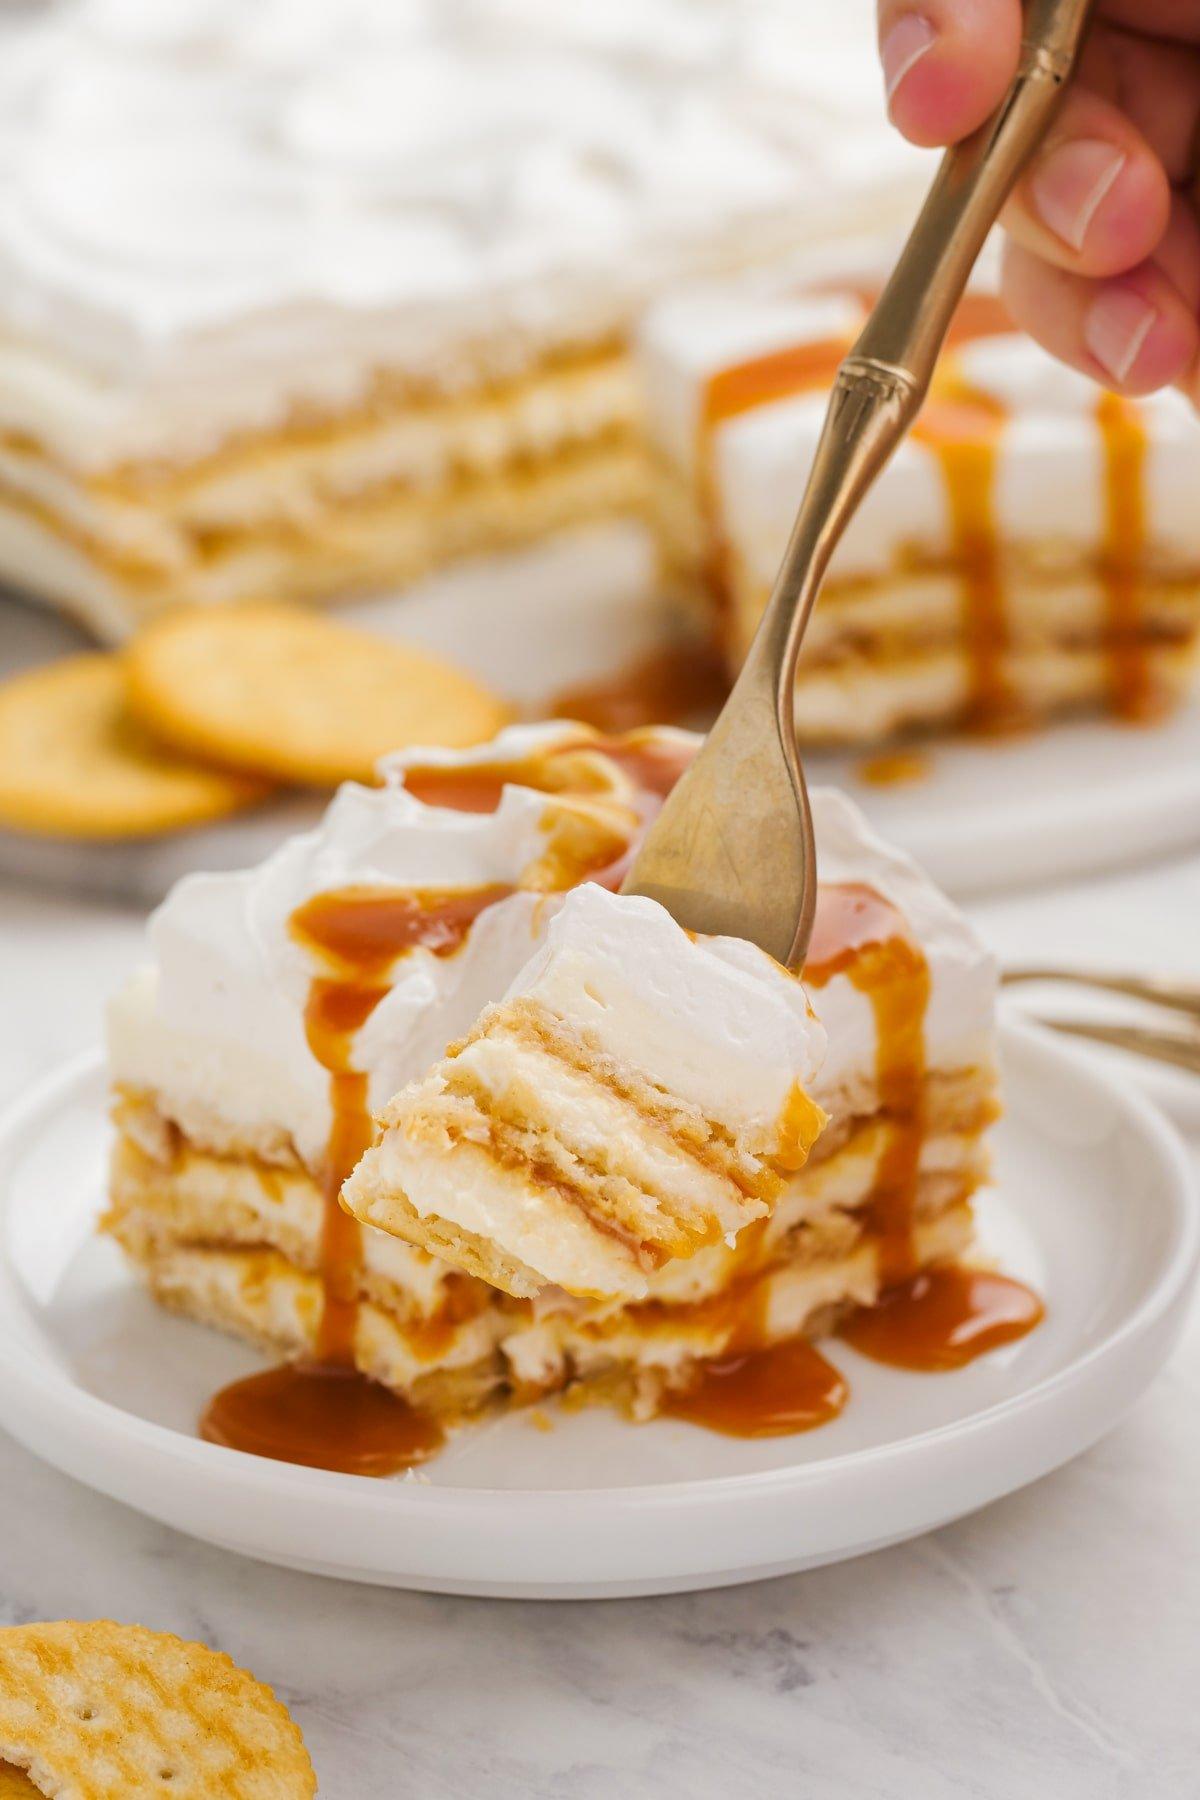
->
<box><xmin>1084</xmin><ymin>287</ymin><xmax>1158</xmax><ymax>383</ymax></box>
<box><xmin>881</xmin><ymin>14</ymin><xmax>936</xmax><ymax>106</ymax></box>
<box><xmin>1030</xmin><ymin>139</ymin><xmax>1127</xmax><ymax>252</ymax></box>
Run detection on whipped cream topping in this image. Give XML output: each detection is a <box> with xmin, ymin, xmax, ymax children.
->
<box><xmin>0</xmin><ymin>0</ymin><xmax>920</xmax><ymax>468</ymax></box>
<box><xmin>109</xmin><ymin>726</ymin><xmax>606</xmax><ymax>1170</ymax></box>
<box><xmin>109</xmin><ymin>723</ymin><xmax>995</xmax><ymax>1173</ymax></box>
<box><xmin>377</xmin><ymin>719</ymin><xmax>597</xmax><ymax>785</ymax></box>
<box><xmin>639</xmin><ymin>273</ymin><xmax>1200</xmax><ymax>583</ymax></box>
<box><xmin>507</xmin><ymin>881</ymin><xmax>824</xmax><ymax>1130</ymax></box>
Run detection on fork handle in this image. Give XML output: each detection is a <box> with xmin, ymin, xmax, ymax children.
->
<box><xmin>1004</xmin><ymin>966</ymin><xmax>1200</xmax><ymax>1021</ymax></box>
<box><xmin>747</xmin><ymin>0</ymin><xmax>1095</xmax><ymax>704</ymax></box>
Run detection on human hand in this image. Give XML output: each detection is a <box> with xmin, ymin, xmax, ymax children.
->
<box><xmin>878</xmin><ymin>1</ymin><xmax>1200</xmax><ymax>400</ymax></box>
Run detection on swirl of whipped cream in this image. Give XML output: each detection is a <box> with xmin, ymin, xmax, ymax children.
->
<box><xmin>0</xmin><ymin>0</ymin><xmax>916</xmax><ymax>410</ymax></box>
<box><xmin>108</xmin><ymin>722</ymin><xmax>995</xmax><ymax>1175</ymax></box>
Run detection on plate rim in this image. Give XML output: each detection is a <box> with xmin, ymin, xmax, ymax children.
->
<box><xmin>0</xmin><ymin>1018</ymin><xmax>1195</xmax><ymax>1517</ymax></box>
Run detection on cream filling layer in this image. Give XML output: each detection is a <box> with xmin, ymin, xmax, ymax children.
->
<box><xmin>440</xmin><ymin>1031</ymin><xmax>760</xmax><ymax>1225</ymax></box>
<box><xmin>0</xmin><ymin>352</ymin><xmax>640</xmax><ymax>531</ymax></box>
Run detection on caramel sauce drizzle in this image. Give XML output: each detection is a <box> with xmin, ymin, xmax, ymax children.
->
<box><xmin>401</xmin><ymin>730</ymin><xmax>697</xmax><ymax>815</ymax></box>
<box><xmin>662</xmin><ymin>1336</ymin><xmax>848</xmax><ymax>1439</ymax></box>
<box><xmin>650</xmin><ymin>1262</ymin><xmax>849</xmax><ymax>1438</ymax></box>
<box><xmin>1097</xmin><ymin>389</ymin><xmax>1156</xmax><ymax>722</ymax></box>
<box><xmin>775</xmin><ymin>1081</ymin><xmax>828</xmax><ymax>1173</ymax></box>
<box><xmin>913</xmin><ymin>379</ymin><xmax>1013</xmax><ymax>731</ymax></box>
<box><xmin>291</xmin><ymin>883</ymin><xmax>516</xmax><ymax>1368</ymax></box>
<box><xmin>805</xmin><ymin>884</ymin><xmax>931</xmax><ymax>1287</ymax></box>
<box><xmin>840</xmin><ymin>1265</ymin><xmax>1044</xmax><ymax>1371</ymax></box>
<box><xmin>666</xmin><ymin>880</ymin><xmax>1040</xmax><ymax>1435</ymax></box>
<box><xmin>401</xmin><ymin>731</ymin><xmax>698</xmax><ymax>896</ymax></box>
<box><xmin>692</xmin><ymin>299</ymin><xmax>1017</xmax><ymax>723</ymax></box>
<box><xmin>200</xmin><ymin>1362</ymin><xmax>444</xmax><ymax>1475</ymax></box>
<box><xmin>293</xmin><ymin>883</ymin><xmax>516</xmax><ymax>977</ymax></box>
<box><xmin>201</xmin><ymin>882</ymin><xmax>514</xmax><ymax>1474</ymax></box>
<box><xmin>698</xmin><ymin>334</ymin><xmax>849</xmax><ymax>618</ymax></box>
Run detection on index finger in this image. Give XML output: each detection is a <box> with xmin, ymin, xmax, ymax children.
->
<box><xmin>879</xmin><ymin>0</ymin><xmax>1023</xmax><ymax>145</ymax></box>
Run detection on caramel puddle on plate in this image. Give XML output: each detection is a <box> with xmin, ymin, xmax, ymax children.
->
<box><xmin>856</xmin><ymin>750</ymin><xmax>932</xmax><ymax>788</ymax></box>
<box><xmin>840</xmin><ymin>1266</ymin><xmax>1045</xmax><ymax>1372</ymax></box>
<box><xmin>201</xmin><ymin>1362</ymin><xmax>444</xmax><ymax>1476</ymax></box>
<box><xmin>662</xmin><ymin>1336</ymin><xmax>849</xmax><ymax>1439</ymax></box>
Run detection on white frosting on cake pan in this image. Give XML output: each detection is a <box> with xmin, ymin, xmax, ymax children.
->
<box><xmin>108</xmin><ymin>725</ymin><xmax>996</xmax><ymax>1174</ymax></box>
<box><xmin>0</xmin><ymin>1</ymin><xmax>920</xmax><ymax>471</ymax></box>
<box><xmin>638</xmin><ymin>281</ymin><xmax>1200</xmax><ymax>584</ymax></box>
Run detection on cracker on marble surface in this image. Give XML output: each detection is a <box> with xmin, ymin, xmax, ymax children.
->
<box><xmin>125</xmin><ymin>602</ymin><xmax>513</xmax><ymax>785</ymax></box>
<box><xmin>0</xmin><ymin>1620</ymin><xmax>316</xmax><ymax>1798</ymax></box>
<box><xmin>0</xmin><ymin>655</ymin><xmax>272</xmax><ymax>838</ymax></box>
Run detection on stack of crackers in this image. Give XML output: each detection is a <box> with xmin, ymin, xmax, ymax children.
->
<box><xmin>0</xmin><ymin>604</ymin><xmax>510</xmax><ymax>842</ymax></box>
<box><xmin>0</xmin><ymin>1620</ymin><xmax>315</xmax><ymax>1797</ymax></box>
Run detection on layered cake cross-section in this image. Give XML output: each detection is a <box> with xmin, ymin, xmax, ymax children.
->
<box><xmin>640</xmin><ymin>270</ymin><xmax>1200</xmax><ymax>741</ymax></box>
<box><xmin>342</xmin><ymin>881</ymin><xmax>827</xmax><ymax>1301</ymax></box>
<box><xmin>104</xmin><ymin>722</ymin><xmax>1017</xmax><ymax>1466</ymax></box>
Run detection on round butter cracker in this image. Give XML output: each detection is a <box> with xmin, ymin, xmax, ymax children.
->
<box><xmin>0</xmin><ymin>656</ymin><xmax>272</xmax><ymax>839</ymax></box>
<box><xmin>0</xmin><ymin>1620</ymin><xmax>315</xmax><ymax>1798</ymax></box>
<box><xmin>126</xmin><ymin>602</ymin><xmax>513</xmax><ymax>786</ymax></box>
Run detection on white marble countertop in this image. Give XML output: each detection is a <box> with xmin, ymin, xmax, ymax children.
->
<box><xmin>1</xmin><ymin>848</ymin><xmax>1197</xmax><ymax>1799</ymax></box>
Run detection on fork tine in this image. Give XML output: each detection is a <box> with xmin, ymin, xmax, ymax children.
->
<box><xmin>1002</xmin><ymin>967</ymin><xmax>1200</xmax><ymax>1022</ymax></box>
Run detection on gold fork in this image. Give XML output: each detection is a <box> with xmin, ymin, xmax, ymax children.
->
<box><xmin>1003</xmin><ymin>967</ymin><xmax>1200</xmax><ymax>1074</ymax></box>
<box><xmin>622</xmin><ymin>0</ymin><xmax>1095</xmax><ymax>965</ymax></box>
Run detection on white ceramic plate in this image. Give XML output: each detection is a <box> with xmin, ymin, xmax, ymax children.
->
<box><xmin>5</xmin><ymin>530</ymin><xmax>1200</xmax><ymax>902</ymax></box>
<box><xmin>0</xmin><ymin>1021</ymin><xmax>1194</xmax><ymax>1599</ymax></box>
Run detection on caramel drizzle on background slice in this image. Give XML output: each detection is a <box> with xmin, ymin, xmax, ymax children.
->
<box><xmin>694</xmin><ymin>286</ymin><xmax>1160</xmax><ymax>735</ymax></box>
<box><xmin>692</xmin><ymin>289</ymin><xmax>1025</xmax><ymax>727</ymax></box>
<box><xmin>914</xmin><ymin>373</ymin><xmax>1012</xmax><ymax>732</ymax></box>
<box><xmin>1096</xmin><ymin>389</ymin><xmax>1155</xmax><ymax>722</ymax></box>
<box><xmin>697</xmin><ymin>335</ymin><xmax>849</xmax><ymax>619</ymax></box>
